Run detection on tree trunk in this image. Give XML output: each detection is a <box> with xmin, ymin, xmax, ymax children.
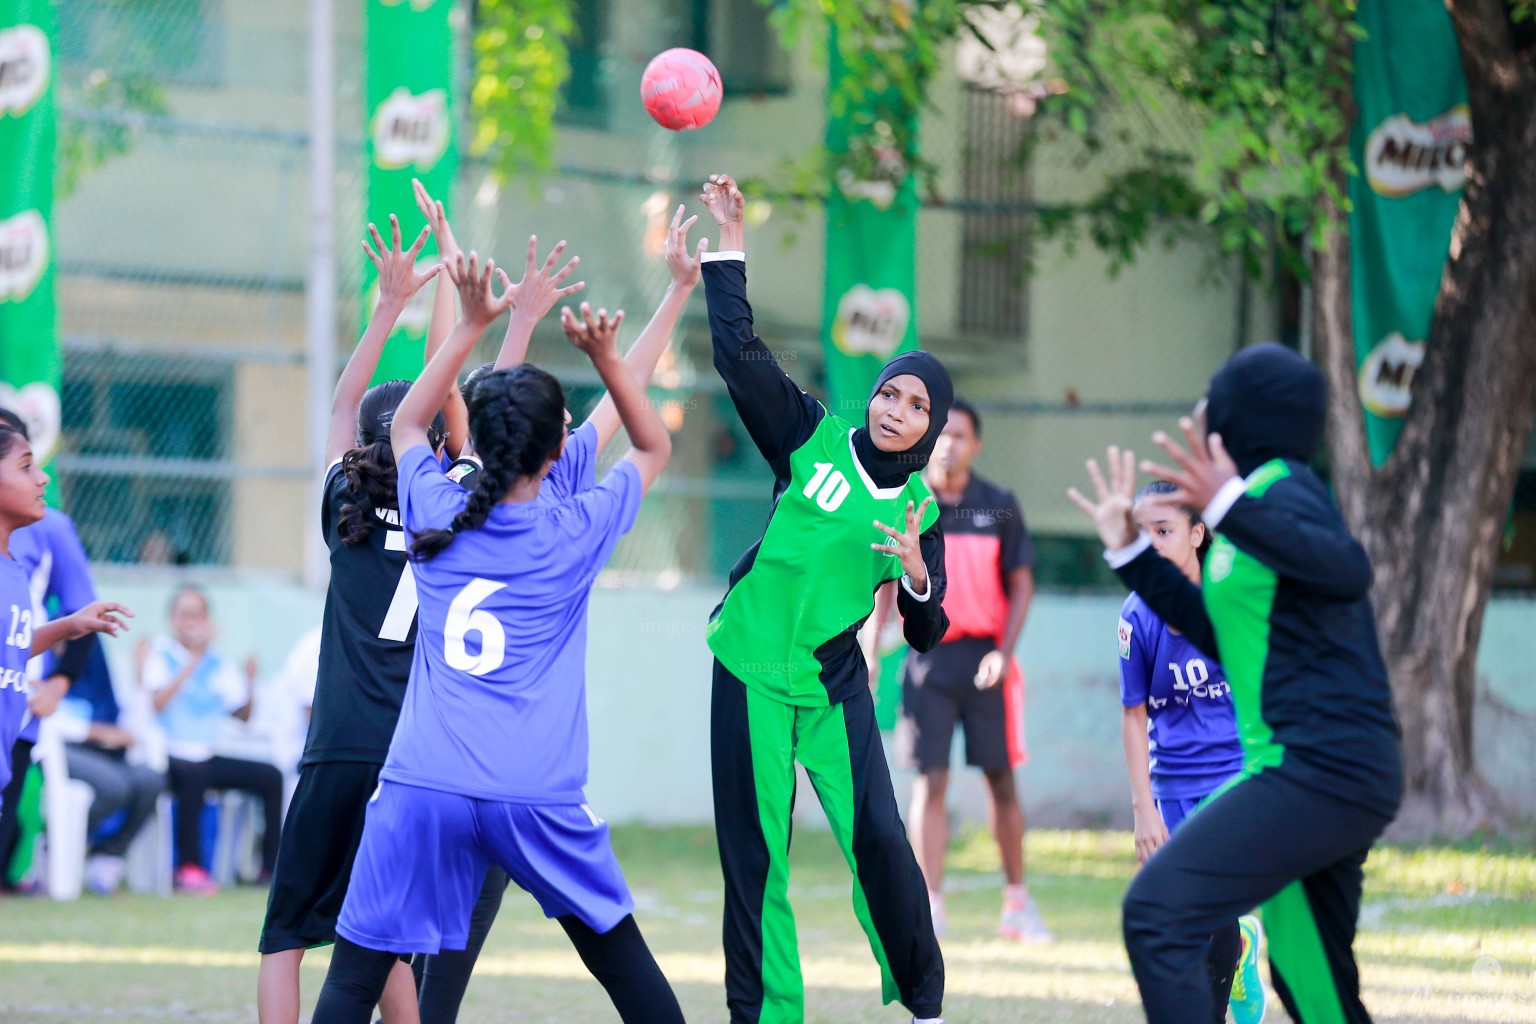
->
<box><xmin>1314</xmin><ymin>0</ymin><xmax>1536</xmax><ymax>839</ymax></box>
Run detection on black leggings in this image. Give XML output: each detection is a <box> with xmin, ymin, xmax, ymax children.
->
<box><xmin>314</xmin><ymin>916</ymin><xmax>683</xmax><ymax>1024</ymax></box>
<box><xmin>1123</xmin><ymin>766</ymin><xmax>1396</xmax><ymax>1024</ymax></box>
<box><xmin>166</xmin><ymin>755</ymin><xmax>283</xmax><ymax>874</ymax></box>
<box><xmin>412</xmin><ymin>864</ymin><xmax>511</xmax><ymax>1022</ymax></box>
<box><xmin>0</xmin><ymin>739</ymin><xmax>33</xmax><ymax>889</ymax></box>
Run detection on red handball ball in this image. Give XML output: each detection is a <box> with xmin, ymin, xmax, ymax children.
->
<box><xmin>641</xmin><ymin>48</ymin><xmax>723</xmax><ymax>131</ymax></box>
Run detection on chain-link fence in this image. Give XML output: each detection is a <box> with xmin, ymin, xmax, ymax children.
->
<box><xmin>44</xmin><ymin>0</ymin><xmax>1536</xmax><ymax>591</ymax></box>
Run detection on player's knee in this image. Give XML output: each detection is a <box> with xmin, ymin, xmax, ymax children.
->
<box><xmin>983</xmin><ymin>767</ymin><xmax>1016</xmax><ymax>802</ymax></box>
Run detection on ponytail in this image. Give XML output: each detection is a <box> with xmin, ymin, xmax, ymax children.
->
<box><xmin>411</xmin><ymin>365</ymin><xmax>566</xmax><ymax>561</ymax></box>
<box><xmin>336</xmin><ymin>438</ymin><xmax>398</xmax><ymax>545</ymax></box>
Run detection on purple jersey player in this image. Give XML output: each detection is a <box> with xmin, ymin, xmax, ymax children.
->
<box><xmin>0</xmin><ymin>423</ymin><xmax>131</xmax><ymax>807</ymax></box>
<box><xmin>310</xmin><ymin>253</ymin><xmax>683</xmax><ymax>1024</ymax></box>
<box><xmin>1116</xmin><ymin>480</ymin><xmax>1263</xmax><ymax>1024</ymax></box>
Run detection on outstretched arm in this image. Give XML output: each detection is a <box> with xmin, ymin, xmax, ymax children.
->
<box><xmin>1141</xmin><ymin>417</ymin><xmax>1372</xmax><ymax>599</ymax></box>
<box><xmin>1068</xmin><ymin>445</ymin><xmax>1220</xmax><ymax>658</ymax></box>
<box><xmin>493</xmin><ymin>235</ymin><xmax>585</xmax><ymax>371</ymax></box>
<box><xmin>585</xmin><ymin>204</ymin><xmax>703</xmax><ymax>452</ymax></box>
<box><xmin>414</xmin><ymin>178</ymin><xmax>469</xmax><ymax>458</ymax></box>
<box><xmin>699</xmin><ymin>174</ymin><xmax>822</xmax><ymax>472</ymax></box>
<box><xmin>325</xmin><ymin>215</ymin><xmax>441</xmax><ymax>463</ymax></box>
<box><xmin>392</xmin><ymin>252</ymin><xmax>513</xmax><ymax>456</ymax></box>
<box><xmin>562</xmin><ymin>303</ymin><xmax>672</xmax><ymax>491</ymax></box>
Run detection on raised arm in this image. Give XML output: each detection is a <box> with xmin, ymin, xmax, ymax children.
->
<box><xmin>1069</xmin><ymin>445</ymin><xmax>1220</xmax><ymax>659</ymax></box>
<box><xmin>492</xmin><ymin>235</ymin><xmax>584</xmax><ymax>371</ymax></box>
<box><xmin>699</xmin><ymin>174</ymin><xmax>822</xmax><ymax>472</ymax></box>
<box><xmin>414</xmin><ymin>178</ymin><xmax>469</xmax><ymax>458</ymax></box>
<box><xmin>392</xmin><ymin>252</ymin><xmax>513</xmax><ymax>456</ymax></box>
<box><xmin>325</xmin><ymin>215</ymin><xmax>442</xmax><ymax>463</ymax></box>
<box><xmin>561</xmin><ymin>302</ymin><xmax>672</xmax><ymax>491</ymax></box>
<box><xmin>585</xmin><ymin>204</ymin><xmax>703</xmax><ymax>452</ymax></box>
<box><xmin>1141</xmin><ymin>419</ymin><xmax>1372</xmax><ymax>599</ymax></box>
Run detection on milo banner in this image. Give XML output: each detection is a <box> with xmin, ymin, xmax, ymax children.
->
<box><xmin>821</xmin><ymin>11</ymin><xmax>921</xmax><ymax>727</ymax></box>
<box><xmin>820</xmin><ymin>18</ymin><xmax>920</xmax><ymax>420</ymax></box>
<box><xmin>365</xmin><ymin>0</ymin><xmax>455</xmax><ymax>383</ymax></box>
<box><xmin>1349</xmin><ymin>0</ymin><xmax>1469</xmax><ymax>464</ymax></box>
<box><xmin>0</xmin><ymin>0</ymin><xmax>62</xmax><ymax>466</ymax></box>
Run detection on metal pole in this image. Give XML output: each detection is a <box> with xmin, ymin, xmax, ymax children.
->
<box><xmin>304</xmin><ymin>0</ymin><xmax>336</xmax><ymax>590</ymax></box>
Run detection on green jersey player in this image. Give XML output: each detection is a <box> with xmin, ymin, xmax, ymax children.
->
<box><xmin>699</xmin><ymin>174</ymin><xmax>950</xmax><ymax>1024</ymax></box>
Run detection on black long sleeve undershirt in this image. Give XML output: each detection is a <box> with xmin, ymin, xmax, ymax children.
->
<box><xmin>704</xmin><ymin>257</ymin><xmax>947</xmax><ymax>653</ymax></box>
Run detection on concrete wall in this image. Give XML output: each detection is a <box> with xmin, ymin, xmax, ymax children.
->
<box><xmin>92</xmin><ymin>574</ymin><xmax>1536</xmax><ymax>829</ymax></box>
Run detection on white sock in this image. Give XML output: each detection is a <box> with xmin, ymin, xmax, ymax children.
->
<box><xmin>913</xmin><ymin>1017</ymin><xmax>945</xmax><ymax>1024</ymax></box>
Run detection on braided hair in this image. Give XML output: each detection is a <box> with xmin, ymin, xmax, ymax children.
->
<box><xmin>411</xmin><ymin>365</ymin><xmax>566</xmax><ymax>561</ymax></box>
<box><xmin>337</xmin><ymin>380</ymin><xmax>446</xmax><ymax>546</ymax></box>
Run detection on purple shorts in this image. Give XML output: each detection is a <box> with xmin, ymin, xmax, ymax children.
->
<box><xmin>337</xmin><ymin>780</ymin><xmax>634</xmax><ymax>955</ymax></box>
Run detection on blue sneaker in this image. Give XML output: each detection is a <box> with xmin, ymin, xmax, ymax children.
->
<box><xmin>1230</xmin><ymin>915</ymin><xmax>1267</xmax><ymax>1024</ymax></box>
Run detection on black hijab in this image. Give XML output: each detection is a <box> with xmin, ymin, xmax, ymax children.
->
<box><xmin>852</xmin><ymin>350</ymin><xmax>954</xmax><ymax>489</ymax></box>
<box><xmin>1204</xmin><ymin>343</ymin><xmax>1326</xmax><ymax>476</ymax></box>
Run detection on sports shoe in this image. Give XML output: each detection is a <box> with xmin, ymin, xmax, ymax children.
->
<box><xmin>998</xmin><ymin>884</ymin><xmax>1055</xmax><ymax>943</ymax></box>
<box><xmin>928</xmin><ymin>890</ymin><xmax>947</xmax><ymax>940</ymax></box>
<box><xmin>1230</xmin><ymin>915</ymin><xmax>1267</xmax><ymax>1024</ymax></box>
<box><xmin>174</xmin><ymin>864</ymin><xmax>220</xmax><ymax>896</ymax></box>
<box><xmin>85</xmin><ymin>854</ymin><xmax>126</xmax><ymax>896</ymax></box>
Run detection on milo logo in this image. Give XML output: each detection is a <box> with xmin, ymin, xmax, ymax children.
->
<box><xmin>0</xmin><ymin>381</ymin><xmax>61</xmax><ymax>463</ymax></box>
<box><xmin>1365</xmin><ymin>107</ymin><xmax>1471</xmax><ymax>198</ymax></box>
<box><xmin>0</xmin><ymin>211</ymin><xmax>48</xmax><ymax>303</ymax></box>
<box><xmin>1358</xmin><ymin>332</ymin><xmax>1425</xmax><ymax>418</ymax></box>
<box><xmin>372</xmin><ymin>88</ymin><xmax>449</xmax><ymax>171</ymax></box>
<box><xmin>831</xmin><ymin>285</ymin><xmax>910</xmax><ymax>359</ymax></box>
<box><xmin>0</xmin><ymin>25</ymin><xmax>50</xmax><ymax>119</ymax></box>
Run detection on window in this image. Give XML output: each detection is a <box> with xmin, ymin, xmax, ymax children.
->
<box><xmin>59</xmin><ymin>347</ymin><xmax>232</xmax><ymax>565</ymax></box>
<box><xmin>561</xmin><ymin>0</ymin><xmax>610</xmax><ymax>126</ymax></box>
<box><xmin>687</xmin><ymin>0</ymin><xmax>791</xmax><ymax>98</ymax></box>
<box><xmin>958</xmin><ymin>87</ymin><xmax>1031</xmax><ymax>339</ymax></box>
<box><xmin>57</xmin><ymin>0</ymin><xmax>224</xmax><ymax>88</ymax></box>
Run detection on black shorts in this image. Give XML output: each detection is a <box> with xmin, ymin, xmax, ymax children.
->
<box><xmin>258</xmin><ymin>760</ymin><xmax>382</xmax><ymax>954</ymax></box>
<box><xmin>896</xmin><ymin>637</ymin><xmax>1025</xmax><ymax>773</ymax></box>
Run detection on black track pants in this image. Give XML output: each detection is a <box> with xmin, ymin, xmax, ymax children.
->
<box><xmin>711</xmin><ymin>660</ymin><xmax>943</xmax><ymax>1023</ymax></box>
<box><xmin>1123</xmin><ymin>766</ymin><xmax>1396</xmax><ymax>1024</ymax></box>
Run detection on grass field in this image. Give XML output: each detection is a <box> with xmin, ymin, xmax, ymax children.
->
<box><xmin>0</xmin><ymin>827</ymin><xmax>1532</xmax><ymax>1022</ymax></box>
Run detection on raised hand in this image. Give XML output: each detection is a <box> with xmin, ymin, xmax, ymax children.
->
<box><xmin>447</xmin><ymin>250</ymin><xmax>514</xmax><ymax>328</ymax></box>
<box><xmin>501</xmin><ymin>235</ymin><xmax>584</xmax><ymax>322</ymax></box>
<box><xmin>699</xmin><ymin>173</ymin><xmax>745</xmax><ymax>227</ymax></box>
<box><xmin>363</xmin><ymin>214</ymin><xmax>440</xmax><ymax>310</ymax></box>
<box><xmin>411</xmin><ymin>177</ymin><xmax>459</xmax><ymax>261</ymax></box>
<box><xmin>1140</xmin><ymin>413</ymin><xmax>1240</xmax><ymax>512</ymax></box>
<box><xmin>665</xmin><ymin>204</ymin><xmax>706</xmax><ymax>288</ymax></box>
<box><xmin>872</xmin><ymin>498</ymin><xmax>934</xmax><ymax>591</ymax></box>
<box><xmin>560</xmin><ymin>301</ymin><xmax>625</xmax><ymax>364</ymax></box>
<box><xmin>1066</xmin><ymin>446</ymin><xmax>1140</xmax><ymax>550</ymax></box>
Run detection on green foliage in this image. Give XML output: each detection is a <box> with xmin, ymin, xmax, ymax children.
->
<box><xmin>55</xmin><ymin>69</ymin><xmax>166</xmax><ymax>199</ymax></box>
<box><xmin>1027</xmin><ymin>0</ymin><xmax>1361</xmax><ymax>276</ymax></box>
<box><xmin>469</xmin><ymin>0</ymin><xmax>576</xmax><ymax>181</ymax></box>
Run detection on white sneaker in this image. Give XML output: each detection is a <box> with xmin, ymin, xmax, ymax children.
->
<box><xmin>913</xmin><ymin>1018</ymin><xmax>946</xmax><ymax>1023</ymax></box>
<box><xmin>998</xmin><ymin>884</ymin><xmax>1055</xmax><ymax>943</ymax></box>
<box><xmin>928</xmin><ymin>890</ymin><xmax>947</xmax><ymax>939</ymax></box>
<box><xmin>85</xmin><ymin>854</ymin><xmax>126</xmax><ymax>896</ymax></box>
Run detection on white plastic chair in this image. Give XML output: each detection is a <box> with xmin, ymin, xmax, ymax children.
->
<box><xmin>34</xmin><ymin>717</ymin><xmax>94</xmax><ymax>901</ymax></box>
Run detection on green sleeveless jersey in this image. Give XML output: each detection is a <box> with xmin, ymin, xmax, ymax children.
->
<box><xmin>707</xmin><ymin>412</ymin><xmax>941</xmax><ymax>707</ymax></box>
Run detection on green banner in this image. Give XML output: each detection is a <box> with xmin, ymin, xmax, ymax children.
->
<box><xmin>1348</xmin><ymin>0</ymin><xmax>1468</xmax><ymax>464</ymax></box>
<box><xmin>365</xmin><ymin>0</ymin><xmax>456</xmax><ymax>383</ymax></box>
<box><xmin>0</xmin><ymin>1</ymin><xmax>62</xmax><ymax>466</ymax></box>
<box><xmin>820</xmin><ymin>22</ymin><xmax>920</xmax><ymax>422</ymax></box>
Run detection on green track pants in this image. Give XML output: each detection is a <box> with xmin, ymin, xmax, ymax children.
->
<box><xmin>710</xmin><ymin>660</ymin><xmax>944</xmax><ymax>1024</ymax></box>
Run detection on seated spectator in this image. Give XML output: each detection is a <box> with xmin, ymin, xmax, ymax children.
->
<box><xmin>54</xmin><ymin>638</ymin><xmax>166</xmax><ymax>896</ymax></box>
<box><xmin>142</xmin><ymin>585</ymin><xmax>282</xmax><ymax>895</ymax></box>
